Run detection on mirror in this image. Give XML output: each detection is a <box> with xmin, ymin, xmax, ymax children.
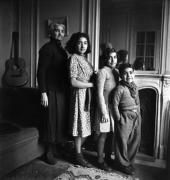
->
<box><xmin>100</xmin><ymin>0</ymin><xmax>163</xmax><ymax>71</ymax></box>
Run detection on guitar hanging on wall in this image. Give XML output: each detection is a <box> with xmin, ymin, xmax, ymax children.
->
<box><xmin>3</xmin><ymin>31</ymin><xmax>28</xmax><ymax>87</ymax></box>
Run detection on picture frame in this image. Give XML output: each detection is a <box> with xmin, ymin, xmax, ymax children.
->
<box><xmin>47</xmin><ymin>16</ymin><xmax>69</xmax><ymax>36</ymax></box>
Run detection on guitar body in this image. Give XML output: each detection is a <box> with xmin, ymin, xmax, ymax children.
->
<box><xmin>3</xmin><ymin>31</ymin><xmax>28</xmax><ymax>87</ymax></box>
<box><xmin>4</xmin><ymin>57</ymin><xmax>28</xmax><ymax>87</ymax></box>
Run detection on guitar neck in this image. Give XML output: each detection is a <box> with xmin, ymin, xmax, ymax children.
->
<box><xmin>13</xmin><ymin>32</ymin><xmax>19</xmax><ymax>67</ymax></box>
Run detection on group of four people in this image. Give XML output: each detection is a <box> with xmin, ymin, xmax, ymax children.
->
<box><xmin>37</xmin><ymin>22</ymin><xmax>141</xmax><ymax>176</ymax></box>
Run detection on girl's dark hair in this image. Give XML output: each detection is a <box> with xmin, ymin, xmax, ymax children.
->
<box><xmin>118</xmin><ymin>63</ymin><xmax>133</xmax><ymax>76</ymax></box>
<box><xmin>117</xmin><ymin>49</ymin><xmax>128</xmax><ymax>64</ymax></box>
<box><xmin>65</xmin><ymin>32</ymin><xmax>91</xmax><ymax>55</ymax></box>
<box><xmin>102</xmin><ymin>47</ymin><xmax>117</xmax><ymax>66</ymax></box>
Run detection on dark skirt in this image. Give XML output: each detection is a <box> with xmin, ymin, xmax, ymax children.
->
<box><xmin>43</xmin><ymin>90</ymin><xmax>69</xmax><ymax>144</ymax></box>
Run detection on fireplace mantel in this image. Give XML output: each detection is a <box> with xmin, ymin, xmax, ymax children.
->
<box><xmin>134</xmin><ymin>73</ymin><xmax>170</xmax><ymax>167</ymax></box>
<box><xmin>135</xmin><ymin>74</ymin><xmax>161</xmax><ymax>92</ymax></box>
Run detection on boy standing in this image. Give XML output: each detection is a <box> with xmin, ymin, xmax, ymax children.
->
<box><xmin>112</xmin><ymin>63</ymin><xmax>141</xmax><ymax>175</ymax></box>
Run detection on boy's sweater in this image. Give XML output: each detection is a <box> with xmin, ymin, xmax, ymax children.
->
<box><xmin>112</xmin><ymin>84</ymin><xmax>140</xmax><ymax>122</ymax></box>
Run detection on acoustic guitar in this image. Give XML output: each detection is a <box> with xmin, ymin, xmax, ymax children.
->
<box><xmin>3</xmin><ymin>32</ymin><xmax>28</xmax><ymax>87</ymax></box>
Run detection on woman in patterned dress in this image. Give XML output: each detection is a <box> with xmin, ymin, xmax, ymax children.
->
<box><xmin>66</xmin><ymin>32</ymin><xmax>94</xmax><ymax>167</ymax></box>
<box><xmin>94</xmin><ymin>48</ymin><xmax>119</xmax><ymax>171</ymax></box>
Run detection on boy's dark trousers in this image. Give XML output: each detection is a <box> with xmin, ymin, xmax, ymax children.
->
<box><xmin>115</xmin><ymin>110</ymin><xmax>141</xmax><ymax>167</ymax></box>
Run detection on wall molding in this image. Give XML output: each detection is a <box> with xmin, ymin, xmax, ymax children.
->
<box><xmin>87</xmin><ymin>0</ymin><xmax>100</xmax><ymax>71</ymax></box>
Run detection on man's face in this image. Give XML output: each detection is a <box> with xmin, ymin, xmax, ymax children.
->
<box><xmin>51</xmin><ymin>24</ymin><xmax>65</xmax><ymax>41</ymax></box>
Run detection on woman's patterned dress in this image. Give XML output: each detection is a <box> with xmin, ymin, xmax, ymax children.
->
<box><xmin>69</xmin><ymin>54</ymin><xmax>94</xmax><ymax>137</ymax></box>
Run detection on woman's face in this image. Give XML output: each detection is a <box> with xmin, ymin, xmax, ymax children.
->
<box><xmin>121</xmin><ymin>67</ymin><xmax>135</xmax><ymax>84</ymax></box>
<box><xmin>77</xmin><ymin>37</ymin><xmax>88</xmax><ymax>55</ymax></box>
<box><xmin>51</xmin><ymin>24</ymin><xmax>65</xmax><ymax>41</ymax></box>
<box><xmin>107</xmin><ymin>52</ymin><xmax>117</xmax><ymax>69</ymax></box>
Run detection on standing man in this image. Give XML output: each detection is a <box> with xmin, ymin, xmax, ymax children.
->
<box><xmin>37</xmin><ymin>22</ymin><xmax>69</xmax><ymax>164</ymax></box>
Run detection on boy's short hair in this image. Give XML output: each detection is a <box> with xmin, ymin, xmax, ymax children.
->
<box><xmin>118</xmin><ymin>63</ymin><xmax>134</xmax><ymax>76</ymax></box>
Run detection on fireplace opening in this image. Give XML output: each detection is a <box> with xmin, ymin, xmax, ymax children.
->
<box><xmin>139</xmin><ymin>88</ymin><xmax>156</xmax><ymax>156</ymax></box>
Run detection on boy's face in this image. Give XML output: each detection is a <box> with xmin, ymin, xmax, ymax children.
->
<box><xmin>121</xmin><ymin>67</ymin><xmax>135</xmax><ymax>83</ymax></box>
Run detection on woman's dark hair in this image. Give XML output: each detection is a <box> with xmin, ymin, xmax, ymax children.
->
<box><xmin>102</xmin><ymin>47</ymin><xmax>117</xmax><ymax>66</ymax></box>
<box><xmin>117</xmin><ymin>49</ymin><xmax>128</xmax><ymax>64</ymax></box>
<box><xmin>65</xmin><ymin>32</ymin><xmax>91</xmax><ymax>55</ymax></box>
<box><xmin>118</xmin><ymin>63</ymin><xmax>133</xmax><ymax>76</ymax></box>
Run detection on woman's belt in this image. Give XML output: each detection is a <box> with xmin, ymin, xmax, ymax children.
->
<box><xmin>120</xmin><ymin>106</ymin><xmax>139</xmax><ymax>112</ymax></box>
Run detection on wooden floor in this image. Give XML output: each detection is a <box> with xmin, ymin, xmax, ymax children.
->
<box><xmin>133</xmin><ymin>163</ymin><xmax>166</xmax><ymax>180</ymax></box>
<box><xmin>2</xmin><ymin>147</ymin><xmax>167</xmax><ymax>180</ymax></box>
<box><xmin>134</xmin><ymin>153</ymin><xmax>167</xmax><ymax>180</ymax></box>
<box><xmin>83</xmin><ymin>150</ymin><xmax>167</xmax><ymax>180</ymax></box>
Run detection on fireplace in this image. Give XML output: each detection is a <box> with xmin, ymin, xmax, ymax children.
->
<box><xmin>135</xmin><ymin>74</ymin><xmax>170</xmax><ymax>167</ymax></box>
<box><xmin>135</xmin><ymin>74</ymin><xmax>161</xmax><ymax>160</ymax></box>
<box><xmin>139</xmin><ymin>88</ymin><xmax>156</xmax><ymax>156</ymax></box>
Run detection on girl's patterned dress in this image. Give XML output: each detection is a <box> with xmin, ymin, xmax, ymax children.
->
<box><xmin>69</xmin><ymin>54</ymin><xmax>94</xmax><ymax>137</ymax></box>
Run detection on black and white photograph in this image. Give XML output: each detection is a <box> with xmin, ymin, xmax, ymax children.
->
<box><xmin>0</xmin><ymin>0</ymin><xmax>169</xmax><ymax>180</ymax></box>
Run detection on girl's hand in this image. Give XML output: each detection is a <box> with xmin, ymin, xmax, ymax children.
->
<box><xmin>41</xmin><ymin>92</ymin><xmax>48</xmax><ymax>107</ymax></box>
<box><xmin>101</xmin><ymin>113</ymin><xmax>109</xmax><ymax>123</ymax></box>
<box><xmin>90</xmin><ymin>82</ymin><xmax>94</xmax><ymax>88</ymax></box>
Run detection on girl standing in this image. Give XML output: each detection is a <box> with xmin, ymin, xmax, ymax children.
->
<box><xmin>95</xmin><ymin>48</ymin><xmax>119</xmax><ymax>171</ymax></box>
<box><xmin>66</xmin><ymin>32</ymin><xmax>94</xmax><ymax>167</ymax></box>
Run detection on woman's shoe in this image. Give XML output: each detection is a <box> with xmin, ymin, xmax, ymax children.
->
<box><xmin>46</xmin><ymin>151</ymin><xmax>58</xmax><ymax>165</ymax></box>
<box><xmin>129</xmin><ymin>164</ymin><xmax>135</xmax><ymax>172</ymax></box>
<box><xmin>97</xmin><ymin>161</ymin><xmax>112</xmax><ymax>172</ymax></box>
<box><xmin>75</xmin><ymin>153</ymin><xmax>93</xmax><ymax>168</ymax></box>
<box><xmin>105</xmin><ymin>156</ymin><xmax>115</xmax><ymax>167</ymax></box>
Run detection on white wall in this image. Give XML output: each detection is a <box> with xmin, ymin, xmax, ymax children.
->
<box><xmin>100</xmin><ymin>3</ymin><xmax>162</xmax><ymax>70</ymax></box>
<box><xmin>38</xmin><ymin>0</ymin><xmax>81</xmax><ymax>47</ymax></box>
<box><xmin>100</xmin><ymin>10</ymin><xmax>129</xmax><ymax>51</ymax></box>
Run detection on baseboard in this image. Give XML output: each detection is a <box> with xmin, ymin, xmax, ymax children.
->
<box><xmin>83</xmin><ymin>149</ymin><xmax>166</xmax><ymax>169</ymax></box>
<box><xmin>135</xmin><ymin>153</ymin><xmax>166</xmax><ymax>169</ymax></box>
